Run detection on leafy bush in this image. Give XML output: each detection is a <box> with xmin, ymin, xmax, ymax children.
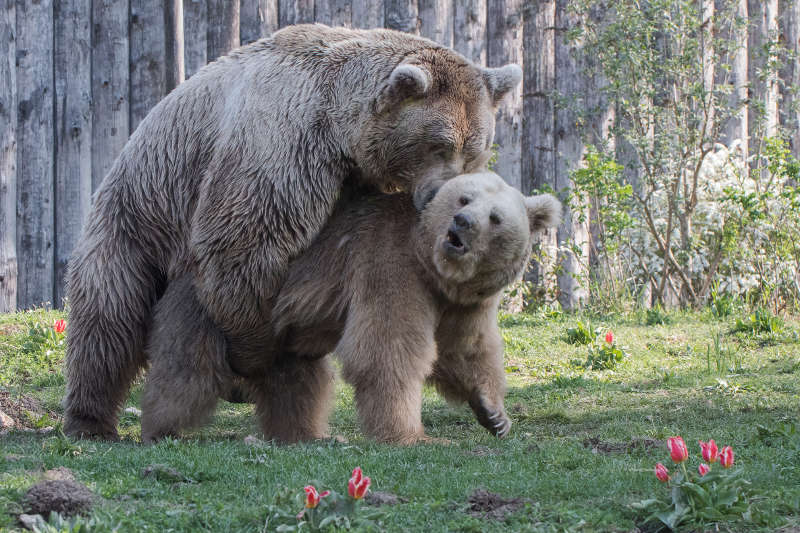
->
<box><xmin>564</xmin><ymin>321</ymin><xmax>600</xmax><ymax>345</ymax></box>
<box><xmin>732</xmin><ymin>308</ymin><xmax>784</xmax><ymax>335</ymax></box>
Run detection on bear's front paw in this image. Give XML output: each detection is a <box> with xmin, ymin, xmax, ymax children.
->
<box><xmin>469</xmin><ymin>394</ymin><xmax>512</xmax><ymax>438</ymax></box>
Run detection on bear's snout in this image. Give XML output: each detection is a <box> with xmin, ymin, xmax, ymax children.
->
<box><xmin>452</xmin><ymin>212</ymin><xmax>475</xmax><ymax>231</ymax></box>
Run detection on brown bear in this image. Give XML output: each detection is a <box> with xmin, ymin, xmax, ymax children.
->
<box><xmin>62</xmin><ymin>24</ymin><xmax>522</xmax><ymax>440</ymax></box>
<box><xmin>140</xmin><ymin>172</ymin><xmax>561</xmax><ymax>444</ymax></box>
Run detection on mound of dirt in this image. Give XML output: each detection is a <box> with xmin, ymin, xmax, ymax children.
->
<box><xmin>365</xmin><ymin>491</ymin><xmax>407</xmax><ymax>506</ymax></box>
<box><xmin>582</xmin><ymin>437</ymin><xmax>663</xmax><ymax>455</ymax></box>
<box><xmin>467</xmin><ymin>489</ymin><xmax>530</xmax><ymax>520</ymax></box>
<box><xmin>0</xmin><ymin>391</ymin><xmax>60</xmax><ymax>432</ymax></box>
<box><xmin>24</xmin><ymin>480</ymin><xmax>93</xmax><ymax>516</ymax></box>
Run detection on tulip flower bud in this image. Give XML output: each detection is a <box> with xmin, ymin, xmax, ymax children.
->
<box><xmin>304</xmin><ymin>485</ymin><xmax>321</xmax><ymax>508</ymax></box>
<box><xmin>698</xmin><ymin>463</ymin><xmax>710</xmax><ymax>476</ymax></box>
<box><xmin>348</xmin><ymin>467</ymin><xmax>371</xmax><ymax>499</ymax></box>
<box><xmin>654</xmin><ymin>462</ymin><xmax>670</xmax><ymax>482</ymax></box>
<box><xmin>699</xmin><ymin>439</ymin><xmax>718</xmax><ymax>464</ymax></box>
<box><xmin>667</xmin><ymin>436</ymin><xmax>688</xmax><ymax>463</ymax></box>
<box><xmin>605</xmin><ymin>331</ymin><xmax>614</xmax><ymax>344</ymax></box>
<box><xmin>719</xmin><ymin>446</ymin><xmax>734</xmax><ymax>468</ymax></box>
<box><xmin>53</xmin><ymin>319</ymin><xmax>66</xmax><ymax>334</ymax></box>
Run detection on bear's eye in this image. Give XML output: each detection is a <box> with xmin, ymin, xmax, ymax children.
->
<box><xmin>459</xmin><ymin>196</ymin><xmax>470</xmax><ymax>206</ymax></box>
<box><xmin>489</xmin><ymin>212</ymin><xmax>502</xmax><ymax>225</ymax></box>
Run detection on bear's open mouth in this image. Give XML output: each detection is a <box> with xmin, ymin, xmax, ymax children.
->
<box><xmin>445</xmin><ymin>230</ymin><xmax>468</xmax><ymax>255</ymax></box>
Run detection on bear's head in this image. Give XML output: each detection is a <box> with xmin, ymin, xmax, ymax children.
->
<box><xmin>354</xmin><ymin>47</ymin><xmax>522</xmax><ymax>210</ymax></box>
<box><xmin>416</xmin><ymin>172</ymin><xmax>561</xmax><ymax>304</ymax></box>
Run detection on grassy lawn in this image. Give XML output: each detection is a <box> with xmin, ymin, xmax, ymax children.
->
<box><xmin>1</xmin><ymin>307</ymin><xmax>799</xmax><ymax>532</ymax></box>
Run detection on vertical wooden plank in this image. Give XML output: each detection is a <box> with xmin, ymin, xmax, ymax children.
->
<box><xmin>487</xmin><ymin>0</ymin><xmax>522</xmax><ymax>189</ymax></box>
<box><xmin>316</xmin><ymin>0</ymin><xmax>351</xmax><ymax>27</ymax></box>
<box><xmin>130</xmin><ymin>0</ymin><xmax>166</xmax><ymax>133</ymax></box>
<box><xmin>352</xmin><ymin>0</ymin><xmax>383</xmax><ymax>29</ymax></box>
<box><xmin>165</xmin><ymin>0</ymin><xmax>185</xmax><ymax>91</ymax></box>
<box><xmin>15</xmin><ymin>0</ymin><xmax>54</xmax><ymax>309</ymax></box>
<box><xmin>454</xmin><ymin>0</ymin><xmax>486</xmax><ymax>64</ymax></box>
<box><xmin>780</xmin><ymin>0</ymin><xmax>800</xmax><ymax>157</ymax></box>
<box><xmin>92</xmin><ymin>0</ymin><xmax>130</xmax><ymax>191</ymax></box>
<box><xmin>183</xmin><ymin>0</ymin><xmax>207</xmax><ymax>78</ymax></box>
<box><xmin>554</xmin><ymin>0</ymin><xmax>587</xmax><ymax>309</ymax></box>
<box><xmin>207</xmin><ymin>0</ymin><xmax>240</xmax><ymax>61</ymax></box>
<box><xmin>0</xmin><ymin>0</ymin><xmax>16</xmax><ymax>312</ymax></box>
<box><xmin>279</xmin><ymin>0</ymin><xmax>314</xmax><ymax>27</ymax></box>
<box><xmin>54</xmin><ymin>0</ymin><xmax>92</xmax><ymax>307</ymax></box>
<box><xmin>385</xmin><ymin>0</ymin><xmax>418</xmax><ymax>34</ymax></box>
<box><xmin>419</xmin><ymin>0</ymin><xmax>452</xmax><ymax>46</ymax></box>
<box><xmin>241</xmin><ymin>0</ymin><xmax>278</xmax><ymax>43</ymax></box>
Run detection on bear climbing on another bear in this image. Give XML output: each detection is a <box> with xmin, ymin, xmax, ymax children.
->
<box><xmin>140</xmin><ymin>172</ymin><xmax>561</xmax><ymax>444</ymax></box>
<box><xmin>62</xmin><ymin>24</ymin><xmax>522</xmax><ymax>440</ymax></box>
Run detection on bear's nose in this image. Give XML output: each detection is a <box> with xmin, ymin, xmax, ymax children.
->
<box><xmin>453</xmin><ymin>212</ymin><xmax>475</xmax><ymax>230</ymax></box>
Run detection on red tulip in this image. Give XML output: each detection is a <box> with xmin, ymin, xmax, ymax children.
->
<box><xmin>605</xmin><ymin>330</ymin><xmax>614</xmax><ymax>344</ymax></box>
<box><xmin>53</xmin><ymin>319</ymin><xmax>66</xmax><ymax>334</ymax></box>
<box><xmin>654</xmin><ymin>462</ymin><xmax>670</xmax><ymax>482</ymax></box>
<box><xmin>348</xmin><ymin>466</ymin><xmax>371</xmax><ymax>500</ymax></box>
<box><xmin>304</xmin><ymin>485</ymin><xmax>328</xmax><ymax>508</ymax></box>
<box><xmin>699</xmin><ymin>439</ymin><xmax>718</xmax><ymax>464</ymax></box>
<box><xmin>719</xmin><ymin>446</ymin><xmax>734</xmax><ymax>468</ymax></box>
<box><xmin>698</xmin><ymin>463</ymin><xmax>710</xmax><ymax>476</ymax></box>
<box><xmin>667</xmin><ymin>436</ymin><xmax>688</xmax><ymax>463</ymax></box>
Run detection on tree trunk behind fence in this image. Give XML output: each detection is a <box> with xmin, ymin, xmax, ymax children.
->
<box><xmin>748</xmin><ymin>0</ymin><xmax>780</xmax><ymax>164</ymax></box>
<box><xmin>165</xmin><ymin>0</ymin><xmax>185</xmax><ymax>91</ymax></box>
<box><xmin>522</xmin><ymin>0</ymin><xmax>556</xmax><ymax>290</ymax></box>
<box><xmin>91</xmin><ymin>0</ymin><xmax>130</xmax><ymax>191</ymax></box>
<box><xmin>183</xmin><ymin>0</ymin><xmax>207</xmax><ymax>78</ymax></box>
<box><xmin>487</xmin><ymin>0</ymin><xmax>523</xmax><ymax>190</ymax></box>
<box><xmin>208</xmin><ymin>0</ymin><xmax>240</xmax><ymax>61</ymax></box>
<box><xmin>241</xmin><ymin>0</ymin><xmax>278</xmax><ymax>43</ymax></box>
<box><xmin>54</xmin><ymin>0</ymin><xmax>92</xmax><ymax>307</ymax></box>
<box><xmin>419</xmin><ymin>0</ymin><xmax>452</xmax><ymax>46</ymax></box>
<box><xmin>16</xmin><ymin>0</ymin><xmax>55</xmax><ymax>309</ymax></box>
<box><xmin>315</xmin><ymin>0</ymin><xmax>352</xmax><ymax>27</ymax></box>
<box><xmin>780</xmin><ymin>0</ymin><xmax>800</xmax><ymax>158</ymax></box>
<box><xmin>554</xmin><ymin>0</ymin><xmax>588</xmax><ymax>310</ymax></box>
<box><xmin>0</xmin><ymin>0</ymin><xmax>16</xmax><ymax>313</ymax></box>
<box><xmin>722</xmin><ymin>0</ymin><xmax>748</xmax><ymax>166</ymax></box>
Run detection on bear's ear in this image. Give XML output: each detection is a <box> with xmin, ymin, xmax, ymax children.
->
<box><xmin>482</xmin><ymin>64</ymin><xmax>523</xmax><ymax>105</ymax></box>
<box><xmin>376</xmin><ymin>64</ymin><xmax>432</xmax><ymax>113</ymax></box>
<box><xmin>524</xmin><ymin>194</ymin><xmax>562</xmax><ymax>233</ymax></box>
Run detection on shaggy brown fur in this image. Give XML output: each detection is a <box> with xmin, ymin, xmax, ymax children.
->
<box><xmin>63</xmin><ymin>24</ymin><xmax>522</xmax><ymax>440</ymax></box>
<box><xmin>140</xmin><ymin>172</ymin><xmax>560</xmax><ymax>444</ymax></box>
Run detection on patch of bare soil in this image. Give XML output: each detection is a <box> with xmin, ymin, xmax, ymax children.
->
<box><xmin>365</xmin><ymin>491</ymin><xmax>407</xmax><ymax>506</ymax></box>
<box><xmin>0</xmin><ymin>391</ymin><xmax>60</xmax><ymax>432</ymax></box>
<box><xmin>23</xmin><ymin>479</ymin><xmax>93</xmax><ymax>516</ymax></box>
<box><xmin>582</xmin><ymin>437</ymin><xmax>663</xmax><ymax>455</ymax></box>
<box><xmin>467</xmin><ymin>489</ymin><xmax>531</xmax><ymax>521</ymax></box>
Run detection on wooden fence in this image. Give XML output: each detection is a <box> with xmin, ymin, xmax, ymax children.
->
<box><xmin>0</xmin><ymin>0</ymin><xmax>798</xmax><ymax>312</ymax></box>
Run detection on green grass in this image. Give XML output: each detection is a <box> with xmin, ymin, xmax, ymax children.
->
<box><xmin>1</xmin><ymin>308</ymin><xmax>800</xmax><ymax>531</ymax></box>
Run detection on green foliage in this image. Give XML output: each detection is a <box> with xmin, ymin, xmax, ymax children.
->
<box><xmin>634</xmin><ymin>467</ymin><xmax>752</xmax><ymax>531</ymax></box>
<box><xmin>580</xmin><ymin>339</ymin><xmax>628</xmax><ymax>370</ymax></box>
<box><xmin>26</xmin><ymin>512</ymin><xmax>120</xmax><ymax>533</ymax></box>
<box><xmin>266</xmin><ymin>483</ymin><xmax>383</xmax><ymax>532</ymax></box>
<box><xmin>732</xmin><ymin>308</ymin><xmax>784</xmax><ymax>335</ymax></box>
<box><xmin>754</xmin><ymin>420</ymin><xmax>797</xmax><ymax>445</ymax></box>
<box><xmin>564</xmin><ymin>320</ymin><xmax>600</xmax><ymax>345</ymax></box>
<box><xmin>709</xmin><ymin>283</ymin><xmax>737</xmax><ymax>319</ymax></box>
<box><xmin>705</xmin><ymin>333</ymin><xmax>744</xmax><ymax>374</ymax></box>
<box><xmin>645</xmin><ymin>306</ymin><xmax>671</xmax><ymax>326</ymax></box>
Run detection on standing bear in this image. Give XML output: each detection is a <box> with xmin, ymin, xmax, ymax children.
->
<box><xmin>141</xmin><ymin>172</ymin><xmax>561</xmax><ymax>444</ymax></box>
<box><xmin>63</xmin><ymin>24</ymin><xmax>522</xmax><ymax>440</ymax></box>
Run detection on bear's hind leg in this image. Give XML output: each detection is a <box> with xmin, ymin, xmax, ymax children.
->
<box><xmin>140</xmin><ymin>277</ymin><xmax>231</xmax><ymax>443</ymax></box>
<box><xmin>63</xmin><ymin>237</ymin><xmax>163</xmax><ymax>441</ymax></box>
<box><xmin>252</xmin><ymin>356</ymin><xmax>335</xmax><ymax>444</ymax></box>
